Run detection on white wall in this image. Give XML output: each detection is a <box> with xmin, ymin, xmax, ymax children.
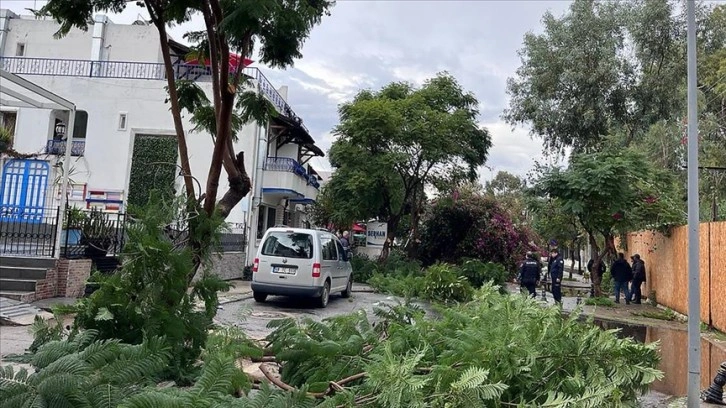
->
<box><xmin>104</xmin><ymin>23</ymin><xmax>161</xmax><ymax>63</ymax></box>
<box><xmin>8</xmin><ymin>74</ymin><xmax>258</xmax><ymax>225</ymax></box>
<box><xmin>4</xmin><ymin>18</ymin><xmax>92</xmax><ymax>59</ymax></box>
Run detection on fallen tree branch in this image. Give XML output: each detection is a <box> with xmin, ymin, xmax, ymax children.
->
<box><xmin>259</xmin><ymin>363</ymin><xmax>295</xmax><ymax>391</ymax></box>
<box><xmin>251</xmin><ymin>356</ymin><xmax>277</xmax><ymax>363</ymax></box>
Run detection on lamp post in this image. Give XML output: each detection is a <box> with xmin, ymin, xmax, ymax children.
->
<box><xmin>702</xmin><ymin>362</ymin><xmax>726</xmax><ymax>405</ymax></box>
<box><xmin>685</xmin><ymin>0</ymin><xmax>701</xmax><ymax>405</ymax></box>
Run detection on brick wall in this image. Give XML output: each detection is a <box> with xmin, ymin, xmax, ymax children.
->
<box><xmin>32</xmin><ymin>258</ymin><xmax>92</xmax><ymax>301</ymax></box>
<box><xmin>56</xmin><ymin>259</ymin><xmax>92</xmax><ymax>298</ymax></box>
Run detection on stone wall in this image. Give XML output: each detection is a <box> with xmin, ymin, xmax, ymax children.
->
<box><xmin>201</xmin><ymin>252</ymin><xmax>246</xmax><ymax>281</ymax></box>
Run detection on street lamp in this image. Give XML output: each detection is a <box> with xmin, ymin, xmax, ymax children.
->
<box><xmin>702</xmin><ymin>362</ymin><xmax>726</xmax><ymax>405</ymax></box>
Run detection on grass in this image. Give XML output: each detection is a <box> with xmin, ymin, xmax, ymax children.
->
<box><xmin>584</xmin><ymin>297</ymin><xmax>615</xmax><ymax>307</ymax></box>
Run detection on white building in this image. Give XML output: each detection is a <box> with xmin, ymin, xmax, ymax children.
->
<box><xmin>0</xmin><ymin>10</ymin><xmax>324</xmax><ymax>268</ymax></box>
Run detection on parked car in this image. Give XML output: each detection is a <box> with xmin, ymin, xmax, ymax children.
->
<box><xmin>251</xmin><ymin>227</ymin><xmax>353</xmax><ymax>308</ymax></box>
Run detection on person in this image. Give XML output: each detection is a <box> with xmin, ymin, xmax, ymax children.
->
<box><xmin>340</xmin><ymin>231</ymin><xmax>350</xmax><ymax>250</ymax></box>
<box><xmin>549</xmin><ymin>248</ymin><xmax>564</xmax><ymax>304</ymax></box>
<box><xmin>518</xmin><ymin>252</ymin><xmax>541</xmax><ymax>298</ymax></box>
<box><xmin>610</xmin><ymin>253</ymin><xmax>632</xmax><ymax>304</ymax></box>
<box><xmin>587</xmin><ymin>257</ymin><xmax>606</xmax><ymax>297</ymax></box>
<box><xmin>629</xmin><ymin>254</ymin><xmax>646</xmax><ymax>304</ymax></box>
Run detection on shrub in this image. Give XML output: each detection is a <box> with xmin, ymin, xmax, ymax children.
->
<box><xmin>458</xmin><ymin>258</ymin><xmax>508</xmax><ymax>288</ymax></box>
<box><xmin>600</xmin><ymin>269</ymin><xmax>614</xmax><ymax>295</ymax></box>
<box><xmin>418</xmin><ymin>193</ymin><xmax>536</xmax><ymax>272</ymax></box>
<box><xmin>421</xmin><ymin>263</ymin><xmax>474</xmax><ymax>303</ymax></box>
<box><xmin>350</xmin><ymin>253</ymin><xmax>379</xmax><ymax>283</ymax></box>
<box><xmin>368</xmin><ymin>273</ymin><xmax>425</xmax><ymax>299</ymax></box>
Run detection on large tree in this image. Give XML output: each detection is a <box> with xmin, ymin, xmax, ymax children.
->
<box><xmin>39</xmin><ymin>0</ymin><xmax>332</xmax><ymax>272</ymax></box>
<box><xmin>533</xmin><ymin>150</ymin><xmax>684</xmax><ymax>296</ymax></box>
<box><xmin>484</xmin><ymin>171</ymin><xmax>528</xmax><ymax>225</ymax></box>
<box><xmin>321</xmin><ymin>73</ymin><xmax>492</xmax><ymax>260</ymax></box>
<box><xmin>503</xmin><ymin>0</ymin><xmax>707</xmax><ymax>154</ymax></box>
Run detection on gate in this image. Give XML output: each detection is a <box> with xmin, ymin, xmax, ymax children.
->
<box><xmin>0</xmin><ymin>159</ymin><xmax>50</xmax><ymax>222</ymax></box>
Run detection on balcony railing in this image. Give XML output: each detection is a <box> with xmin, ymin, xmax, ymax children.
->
<box><xmin>263</xmin><ymin>157</ymin><xmax>320</xmax><ymax>189</ymax></box>
<box><xmin>45</xmin><ymin>140</ymin><xmax>85</xmax><ymax>156</ymax></box>
<box><xmin>0</xmin><ymin>56</ymin><xmax>307</xmax><ymax>133</ymax></box>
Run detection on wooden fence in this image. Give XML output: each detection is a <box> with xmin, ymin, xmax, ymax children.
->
<box><xmin>623</xmin><ymin>221</ymin><xmax>726</xmax><ymax>332</ymax></box>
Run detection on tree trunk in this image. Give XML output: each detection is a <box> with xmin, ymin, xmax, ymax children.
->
<box><xmin>569</xmin><ymin>243</ymin><xmax>575</xmax><ymax>280</ymax></box>
<box><xmin>589</xmin><ymin>233</ymin><xmax>603</xmax><ymax>297</ymax></box>
<box><xmin>378</xmin><ymin>217</ymin><xmax>399</xmax><ymax>263</ymax></box>
<box><xmin>147</xmin><ymin>2</ymin><xmax>195</xmax><ymax>201</ymax></box>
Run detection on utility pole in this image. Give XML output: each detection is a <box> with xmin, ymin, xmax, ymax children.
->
<box><xmin>686</xmin><ymin>0</ymin><xmax>701</xmax><ymax>406</ymax></box>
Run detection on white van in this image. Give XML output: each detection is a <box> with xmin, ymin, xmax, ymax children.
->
<box><xmin>251</xmin><ymin>227</ymin><xmax>353</xmax><ymax>308</ymax></box>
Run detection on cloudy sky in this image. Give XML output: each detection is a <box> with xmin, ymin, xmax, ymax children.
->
<box><xmin>6</xmin><ymin>0</ymin><xmax>574</xmax><ymax>182</ymax></box>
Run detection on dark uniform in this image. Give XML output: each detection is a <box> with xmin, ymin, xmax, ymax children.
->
<box><xmin>519</xmin><ymin>255</ymin><xmax>541</xmax><ymax>298</ymax></box>
<box><xmin>630</xmin><ymin>255</ymin><xmax>646</xmax><ymax>304</ymax></box>
<box><xmin>549</xmin><ymin>252</ymin><xmax>564</xmax><ymax>304</ymax></box>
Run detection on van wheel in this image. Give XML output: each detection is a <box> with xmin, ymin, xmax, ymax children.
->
<box><xmin>341</xmin><ymin>277</ymin><xmax>353</xmax><ymax>298</ymax></box>
<box><xmin>253</xmin><ymin>292</ymin><xmax>267</xmax><ymax>303</ymax></box>
<box><xmin>318</xmin><ymin>281</ymin><xmax>330</xmax><ymax>308</ymax></box>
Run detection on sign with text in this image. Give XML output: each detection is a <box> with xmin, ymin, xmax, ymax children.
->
<box><xmin>366</xmin><ymin>222</ymin><xmax>388</xmax><ymax>248</ymax></box>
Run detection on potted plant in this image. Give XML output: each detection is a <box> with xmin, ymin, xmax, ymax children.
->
<box><xmin>81</xmin><ymin>208</ymin><xmax>117</xmax><ymax>258</ymax></box>
<box><xmin>61</xmin><ymin>206</ymin><xmax>86</xmax><ymax>246</ymax></box>
<box><xmin>0</xmin><ymin>126</ymin><xmax>13</xmax><ymax>154</ymax></box>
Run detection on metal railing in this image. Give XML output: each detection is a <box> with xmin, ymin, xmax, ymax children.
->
<box><xmin>0</xmin><ymin>56</ymin><xmax>307</xmax><ymax>133</ymax></box>
<box><xmin>0</xmin><ymin>206</ymin><xmax>60</xmax><ymax>257</ymax></box>
<box><xmin>263</xmin><ymin>157</ymin><xmax>320</xmax><ymax>189</ymax></box>
<box><xmin>61</xmin><ymin>209</ymin><xmax>127</xmax><ymax>259</ymax></box>
<box><xmin>219</xmin><ymin>232</ymin><xmax>246</xmax><ymax>252</ymax></box>
<box><xmin>45</xmin><ymin>140</ymin><xmax>85</xmax><ymax>156</ymax></box>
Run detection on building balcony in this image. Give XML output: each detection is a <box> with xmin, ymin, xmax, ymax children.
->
<box><xmin>262</xmin><ymin>157</ymin><xmax>320</xmax><ymax>200</ymax></box>
<box><xmin>45</xmin><ymin>140</ymin><xmax>85</xmax><ymax>156</ymax></box>
<box><xmin>0</xmin><ymin>56</ymin><xmax>308</xmax><ymax>133</ymax></box>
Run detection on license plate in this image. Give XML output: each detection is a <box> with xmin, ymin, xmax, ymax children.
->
<box><xmin>273</xmin><ymin>266</ymin><xmax>296</xmax><ymax>275</ymax></box>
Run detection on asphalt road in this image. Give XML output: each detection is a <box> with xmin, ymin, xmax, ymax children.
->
<box><xmin>214</xmin><ymin>289</ymin><xmax>413</xmax><ymax>340</ymax></box>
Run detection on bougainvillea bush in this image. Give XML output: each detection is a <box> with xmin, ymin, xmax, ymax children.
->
<box><xmin>417</xmin><ymin>193</ymin><xmax>536</xmax><ymax>273</ymax></box>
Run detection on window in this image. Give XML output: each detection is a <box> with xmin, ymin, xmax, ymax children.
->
<box><xmin>321</xmin><ymin>236</ymin><xmax>338</xmax><ymax>261</ymax></box>
<box><xmin>261</xmin><ymin>232</ymin><xmax>313</xmax><ymax>259</ymax></box>
<box><xmin>73</xmin><ymin>111</ymin><xmax>88</xmax><ymax>139</ymax></box>
<box><xmin>15</xmin><ymin>43</ymin><xmax>25</xmax><ymax>56</ymax></box>
<box><xmin>256</xmin><ymin>206</ymin><xmax>278</xmax><ymax>239</ymax></box>
<box><xmin>0</xmin><ymin>111</ymin><xmax>17</xmax><ymax>148</ymax></box>
<box><xmin>118</xmin><ymin>112</ymin><xmax>128</xmax><ymax>131</ymax></box>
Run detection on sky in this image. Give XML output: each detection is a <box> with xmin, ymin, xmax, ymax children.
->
<box><xmin>5</xmin><ymin>0</ymin><xmax>575</xmax><ymax>182</ymax></box>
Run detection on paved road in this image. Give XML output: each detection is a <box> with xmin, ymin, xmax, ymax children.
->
<box><xmin>214</xmin><ymin>289</ymin><xmax>414</xmax><ymax>340</ymax></box>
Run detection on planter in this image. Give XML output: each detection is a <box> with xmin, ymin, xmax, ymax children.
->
<box><xmin>60</xmin><ymin>228</ymin><xmax>82</xmax><ymax>245</ymax></box>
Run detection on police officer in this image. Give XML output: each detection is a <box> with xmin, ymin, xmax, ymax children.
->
<box><xmin>549</xmin><ymin>248</ymin><xmax>564</xmax><ymax>304</ymax></box>
<box><xmin>518</xmin><ymin>252</ymin><xmax>541</xmax><ymax>298</ymax></box>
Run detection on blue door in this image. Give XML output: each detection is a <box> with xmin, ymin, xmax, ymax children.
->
<box><xmin>0</xmin><ymin>159</ymin><xmax>50</xmax><ymax>223</ymax></box>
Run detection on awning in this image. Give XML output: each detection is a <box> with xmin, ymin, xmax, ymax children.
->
<box><xmin>271</xmin><ymin>114</ymin><xmax>324</xmax><ymax>164</ymax></box>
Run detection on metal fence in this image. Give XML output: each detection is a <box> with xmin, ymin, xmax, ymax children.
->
<box><xmin>0</xmin><ymin>56</ymin><xmax>308</xmax><ymax>133</ymax></box>
<box><xmin>61</xmin><ymin>210</ymin><xmax>127</xmax><ymax>259</ymax></box>
<box><xmin>263</xmin><ymin>157</ymin><xmax>321</xmax><ymax>189</ymax></box>
<box><xmin>45</xmin><ymin>140</ymin><xmax>86</xmax><ymax>156</ymax></box>
<box><xmin>0</xmin><ymin>206</ymin><xmax>60</xmax><ymax>257</ymax></box>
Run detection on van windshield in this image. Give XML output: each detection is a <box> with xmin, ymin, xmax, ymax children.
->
<box><xmin>261</xmin><ymin>232</ymin><xmax>314</xmax><ymax>259</ymax></box>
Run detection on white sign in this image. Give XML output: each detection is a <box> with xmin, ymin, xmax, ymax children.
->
<box><xmin>366</xmin><ymin>222</ymin><xmax>387</xmax><ymax>248</ymax></box>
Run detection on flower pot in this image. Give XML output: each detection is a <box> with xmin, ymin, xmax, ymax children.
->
<box><xmin>61</xmin><ymin>228</ymin><xmax>82</xmax><ymax>245</ymax></box>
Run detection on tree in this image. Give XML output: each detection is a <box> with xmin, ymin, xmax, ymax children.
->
<box><xmin>533</xmin><ymin>150</ymin><xmax>683</xmax><ymax>296</ymax></box>
<box><xmin>325</xmin><ymin>73</ymin><xmax>492</xmax><ymax>260</ymax></box>
<box><xmin>484</xmin><ymin>171</ymin><xmax>528</xmax><ymax>225</ymax></box>
<box><xmin>39</xmin><ymin>0</ymin><xmax>333</xmax><ymax>273</ymax></box>
<box><xmin>504</xmin><ymin>0</ymin><xmax>699</xmax><ymax>154</ymax></box>
<box><xmin>526</xmin><ymin>195</ymin><xmax>583</xmax><ymax>278</ymax></box>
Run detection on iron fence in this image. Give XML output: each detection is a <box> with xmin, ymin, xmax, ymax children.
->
<box><xmin>263</xmin><ymin>157</ymin><xmax>321</xmax><ymax>188</ymax></box>
<box><xmin>61</xmin><ymin>209</ymin><xmax>127</xmax><ymax>259</ymax></box>
<box><xmin>0</xmin><ymin>206</ymin><xmax>60</xmax><ymax>257</ymax></box>
<box><xmin>219</xmin><ymin>233</ymin><xmax>246</xmax><ymax>253</ymax></box>
<box><xmin>0</xmin><ymin>56</ymin><xmax>307</xmax><ymax>133</ymax></box>
<box><xmin>45</xmin><ymin>140</ymin><xmax>86</xmax><ymax>156</ymax></box>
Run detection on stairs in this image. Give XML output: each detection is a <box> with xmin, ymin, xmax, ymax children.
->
<box><xmin>0</xmin><ymin>257</ymin><xmax>55</xmax><ymax>301</ymax></box>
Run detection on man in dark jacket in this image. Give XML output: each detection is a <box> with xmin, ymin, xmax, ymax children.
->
<box><xmin>519</xmin><ymin>252</ymin><xmax>541</xmax><ymax>298</ymax></box>
<box><xmin>629</xmin><ymin>254</ymin><xmax>646</xmax><ymax>304</ymax></box>
<box><xmin>610</xmin><ymin>252</ymin><xmax>632</xmax><ymax>304</ymax></box>
<box><xmin>549</xmin><ymin>248</ymin><xmax>564</xmax><ymax>304</ymax></box>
